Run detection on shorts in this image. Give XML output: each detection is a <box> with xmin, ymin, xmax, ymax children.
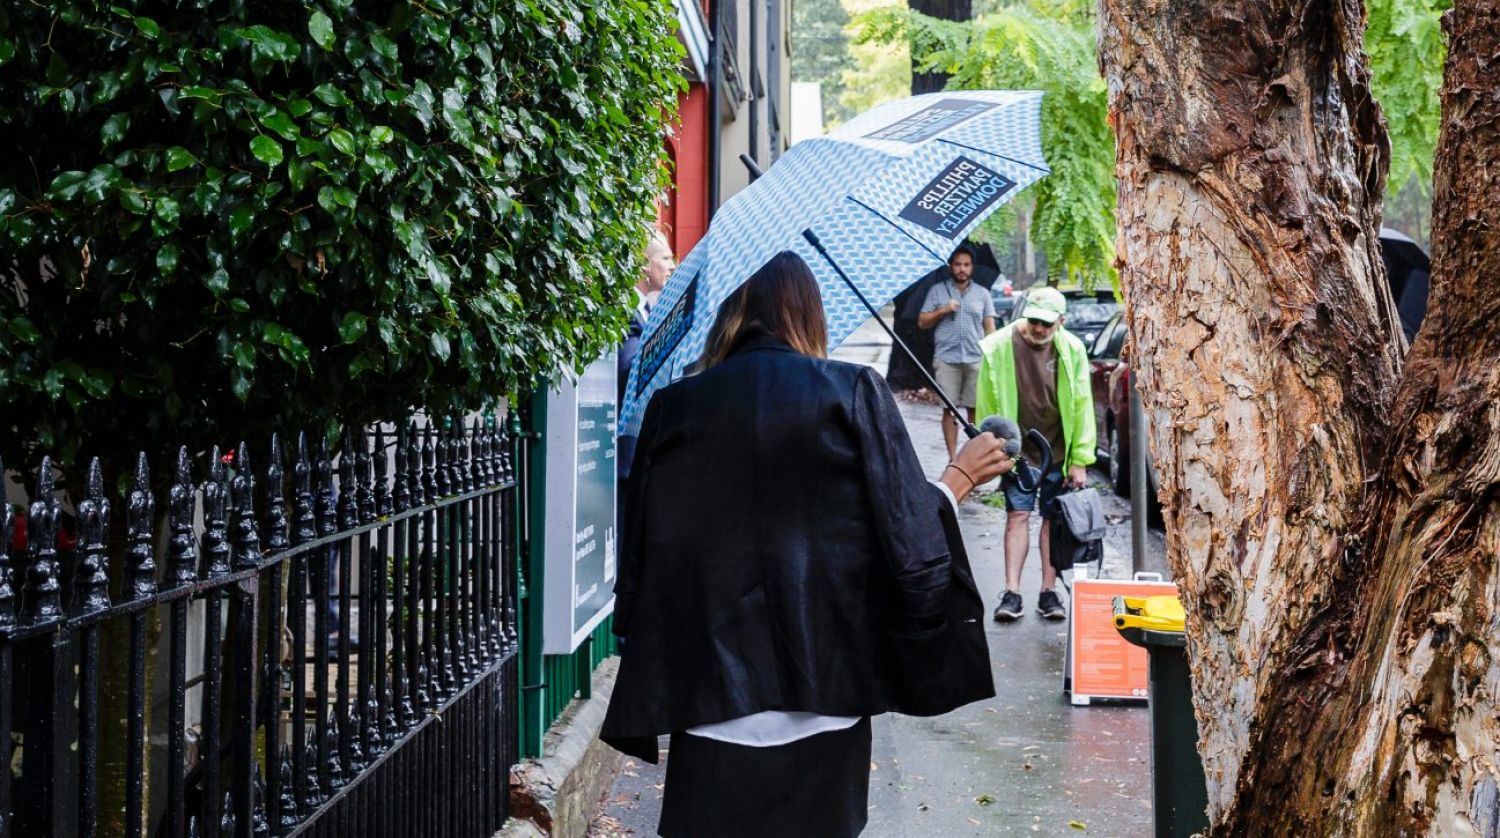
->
<box><xmin>1004</xmin><ymin>466</ymin><xmax>1065</xmax><ymax>518</ymax></box>
<box><xmin>933</xmin><ymin>360</ymin><xmax>980</xmax><ymax>409</ymax></box>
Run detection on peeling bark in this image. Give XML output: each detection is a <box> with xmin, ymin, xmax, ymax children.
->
<box><xmin>1102</xmin><ymin>0</ymin><xmax>1500</xmax><ymax>828</ymax></box>
<box><xmin>1092</xmin><ymin>0</ymin><xmax>1500</xmax><ymax>827</ymax></box>
<box><xmin>1262</xmin><ymin>2</ymin><xmax>1500</xmax><ymax>831</ymax></box>
<box><xmin>1099</xmin><ymin>0</ymin><xmax>1402</xmax><ymax>822</ymax></box>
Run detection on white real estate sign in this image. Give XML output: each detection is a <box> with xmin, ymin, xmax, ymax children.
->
<box><xmin>542</xmin><ymin>355</ymin><xmax>618</xmax><ymax>654</ymax></box>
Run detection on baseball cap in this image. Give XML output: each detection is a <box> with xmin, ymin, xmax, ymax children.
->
<box><xmin>1020</xmin><ymin>287</ymin><xmax>1067</xmax><ymax>324</ymax></box>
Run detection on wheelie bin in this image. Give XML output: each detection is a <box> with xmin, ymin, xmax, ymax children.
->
<box><xmin>1114</xmin><ymin>594</ymin><xmax>1210</xmax><ymax>838</ymax></box>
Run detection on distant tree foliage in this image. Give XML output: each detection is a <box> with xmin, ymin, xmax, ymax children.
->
<box><xmin>855</xmin><ymin>0</ymin><xmax>1449</xmax><ymax>287</ymax></box>
<box><xmin>0</xmin><ymin>0</ymin><xmax>683</xmax><ymax>468</ymax></box>
<box><xmin>1366</xmin><ymin>0</ymin><xmax>1449</xmax><ymax>199</ymax></box>
<box><xmin>908</xmin><ymin>0</ymin><xmax>972</xmax><ymax>94</ymax></box>
<box><xmin>792</xmin><ymin>0</ymin><xmax>858</xmax><ymax>127</ymax></box>
<box><xmin>854</xmin><ymin>0</ymin><xmax>1115</xmax><ymax>287</ymax></box>
<box><xmin>840</xmin><ymin>0</ymin><xmax>912</xmax><ymax>118</ymax></box>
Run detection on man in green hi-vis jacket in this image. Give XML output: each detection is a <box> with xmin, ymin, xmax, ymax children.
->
<box><xmin>976</xmin><ymin>287</ymin><xmax>1097</xmax><ymax>623</ymax></box>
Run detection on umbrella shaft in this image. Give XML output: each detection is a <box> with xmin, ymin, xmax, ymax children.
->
<box><xmin>802</xmin><ymin>229</ymin><xmax>981</xmax><ymax>439</ymax></box>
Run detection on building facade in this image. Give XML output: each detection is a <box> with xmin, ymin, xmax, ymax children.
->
<box><xmin>665</xmin><ymin>0</ymin><xmax>793</xmax><ymax>256</ymax></box>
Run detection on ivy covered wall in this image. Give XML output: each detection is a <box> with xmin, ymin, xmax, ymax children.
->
<box><xmin>0</xmin><ymin>0</ymin><xmax>684</xmax><ymax>466</ymax></box>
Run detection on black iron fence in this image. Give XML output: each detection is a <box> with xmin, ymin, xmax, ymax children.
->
<box><xmin>0</xmin><ymin>415</ymin><xmax>521</xmax><ymax>837</ymax></box>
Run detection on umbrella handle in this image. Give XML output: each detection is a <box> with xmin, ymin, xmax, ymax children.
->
<box><xmin>802</xmin><ymin>229</ymin><xmax>982</xmax><ymax>438</ymax></box>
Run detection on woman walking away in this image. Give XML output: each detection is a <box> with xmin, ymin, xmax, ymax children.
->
<box><xmin>601</xmin><ymin>251</ymin><xmax>1013</xmax><ymax>838</ymax></box>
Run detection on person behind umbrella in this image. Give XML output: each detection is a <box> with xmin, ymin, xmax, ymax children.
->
<box><xmin>976</xmin><ymin>286</ymin><xmax>1096</xmax><ymax>623</ymax></box>
<box><xmin>601</xmin><ymin>251</ymin><xmax>1014</xmax><ymax>838</ymax></box>
<box><xmin>917</xmin><ymin>244</ymin><xmax>997</xmax><ymax>463</ymax></box>
<box><xmin>618</xmin><ymin>229</ymin><xmax>676</xmax><ymax>466</ymax></box>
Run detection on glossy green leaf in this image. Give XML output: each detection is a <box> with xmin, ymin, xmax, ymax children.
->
<box><xmin>317</xmin><ymin>186</ymin><xmax>339</xmax><ymax>214</ymax></box>
<box><xmin>120</xmin><ymin>190</ymin><xmax>148</xmax><ymax>215</ymax></box>
<box><xmin>101</xmin><ymin>112</ymin><xmax>130</xmax><ymax>146</ymax></box>
<box><xmin>328</xmin><ymin>127</ymin><xmax>356</xmax><ymax>156</ymax></box>
<box><xmin>46</xmin><ymin>170</ymin><xmax>88</xmax><ymax>200</ymax></box>
<box><xmin>339</xmin><ymin>313</ymin><xmax>368</xmax><ymax>343</ymax></box>
<box><xmin>165</xmin><ymin>146</ymin><xmax>196</xmax><ymax>172</ymax></box>
<box><xmin>154</xmin><ymin>195</ymin><xmax>180</xmax><ymax>226</ymax></box>
<box><xmin>232</xmin><ymin>342</ymin><xmax>255</xmax><ymax>370</ymax></box>
<box><xmin>231</xmin><ymin>369</ymin><xmax>252</xmax><ymax>402</ymax></box>
<box><xmin>430</xmin><ymin>332</ymin><xmax>451</xmax><ymax>362</ymax></box>
<box><xmin>155</xmin><ymin>243</ymin><xmax>179</xmax><ymax>273</ymax></box>
<box><xmin>250</xmin><ymin>135</ymin><xmax>284</xmax><ymax>166</ymax></box>
<box><xmin>261</xmin><ymin>110</ymin><xmax>299</xmax><ymax>141</ymax></box>
<box><xmin>228</xmin><ymin>204</ymin><xmax>255</xmax><ymax>236</ymax></box>
<box><xmin>308</xmin><ymin>10</ymin><xmax>335</xmax><ymax>49</ymax></box>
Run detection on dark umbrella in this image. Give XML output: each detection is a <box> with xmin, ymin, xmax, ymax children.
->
<box><xmin>894</xmin><ymin>242</ymin><xmax>1002</xmax><ymax>320</ymax></box>
<box><xmin>1380</xmin><ymin>227</ymin><xmax>1430</xmax><ymax>343</ymax></box>
<box><xmin>887</xmin><ymin>241</ymin><xmax>1003</xmax><ymax>391</ymax></box>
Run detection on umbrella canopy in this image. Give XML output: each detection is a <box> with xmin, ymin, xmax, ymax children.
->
<box><xmin>622</xmin><ymin>90</ymin><xmax>1048</xmax><ymax>435</ymax></box>
<box><xmin>1379</xmin><ymin>227</ymin><xmax>1430</xmax><ymax>343</ymax></box>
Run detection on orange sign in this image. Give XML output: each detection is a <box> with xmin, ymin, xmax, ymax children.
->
<box><xmin>1066</xmin><ymin>570</ymin><xmax>1177</xmax><ymax>705</ymax></box>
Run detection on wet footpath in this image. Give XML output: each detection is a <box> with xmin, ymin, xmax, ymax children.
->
<box><xmin>591</xmin><ymin>331</ymin><xmax>1164</xmax><ymax>837</ymax></box>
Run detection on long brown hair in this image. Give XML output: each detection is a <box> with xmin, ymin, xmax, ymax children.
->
<box><xmin>703</xmin><ymin>251</ymin><xmax>827</xmax><ymax>369</ymax></box>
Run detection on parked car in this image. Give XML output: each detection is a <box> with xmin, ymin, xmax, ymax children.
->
<box><xmin>1087</xmin><ymin>311</ymin><xmax>1158</xmax><ymax>499</ymax></box>
<box><xmin>1004</xmin><ymin>287</ymin><xmax>1121</xmax><ymax>349</ymax></box>
<box><xmin>990</xmin><ymin>283</ymin><xmax>1019</xmax><ymax>324</ymax></box>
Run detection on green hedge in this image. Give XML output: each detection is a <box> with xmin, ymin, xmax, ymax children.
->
<box><xmin>0</xmin><ymin>0</ymin><xmax>682</xmax><ymax>466</ymax></box>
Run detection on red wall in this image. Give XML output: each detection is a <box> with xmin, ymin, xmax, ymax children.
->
<box><xmin>662</xmin><ymin>84</ymin><xmax>710</xmax><ymax>259</ymax></box>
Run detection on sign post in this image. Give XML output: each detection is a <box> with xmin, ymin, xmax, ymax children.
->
<box><xmin>542</xmin><ymin>356</ymin><xmax>618</xmax><ymax>654</ymax></box>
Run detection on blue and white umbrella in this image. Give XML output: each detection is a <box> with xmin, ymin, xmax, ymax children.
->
<box><xmin>621</xmin><ymin>90</ymin><xmax>1049</xmax><ymax>435</ymax></box>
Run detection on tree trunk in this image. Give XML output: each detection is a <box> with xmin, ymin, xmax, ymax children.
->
<box><xmin>1101</xmin><ymin>0</ymin><xmax>1500</xmax><ymax>829</ymax></box>
<box><xmin>909</xmin><ymin>0</ymin><xmax>973</xmax><ymax>94</ymax></box>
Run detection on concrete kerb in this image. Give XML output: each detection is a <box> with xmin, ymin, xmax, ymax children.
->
<box><xmin>499</xmin><ymin>657</ymin><xmax>623</xmax><ymax>838</ymax></box>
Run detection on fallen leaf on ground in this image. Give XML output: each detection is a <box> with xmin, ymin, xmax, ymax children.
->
<box><xmin>1070</xmin><ymin>821</ymin><xmax>1087</xmax><ymax>830</ymax></box>
<box><xmin>975</xmin><ymin>794</ymin><xmax>995</xmax><ymax>806</ymax></box>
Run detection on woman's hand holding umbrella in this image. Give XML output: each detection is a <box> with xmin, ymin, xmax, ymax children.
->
<box><xmin>942</xmin><ymin>432</ymin><xmax>1015</xmax><ymax>503</ymax></box>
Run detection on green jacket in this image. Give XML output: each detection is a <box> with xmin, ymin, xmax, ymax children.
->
<box><xmin>975</xmin><ymin>323</ymin><xmax>1097</xmax><ymax>470</ymax></box>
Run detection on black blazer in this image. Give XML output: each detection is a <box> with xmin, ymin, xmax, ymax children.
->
<box><xmin>601</xmin><ymin>332</ymin><xmax>994</xmax><ymax>762</ymax></box>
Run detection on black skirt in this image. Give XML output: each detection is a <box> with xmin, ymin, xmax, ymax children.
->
<box><xmin>658</xmin><ymin>717</ymin><xmax>872</xmax><ymax>838</ymax></box>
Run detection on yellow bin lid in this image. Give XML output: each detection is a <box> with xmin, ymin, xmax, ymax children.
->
<box><xmin>1113</xmin><ymin>594</ymin><xmax>1186</xmax><ymax>633</ymax></box>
